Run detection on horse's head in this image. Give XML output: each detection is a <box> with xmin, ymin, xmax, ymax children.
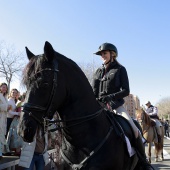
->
<box><xmin>19</xmin><ymin>41</ymin><xmax>100</xmax><ymax>143</ymax></box>
<box><xmin>136</xmin><ymin>107</ymin><xmax>151</xmax><ymax>127</ymax></box>
<box><xmin>136</xmin><ymin>108</ymin><xmax>144</xmax><ymax>123</ymax></box>
<box><xmin>19</xmin><ymin>41</ymin><xmax>66</xmax><ymax>143</ymax></box>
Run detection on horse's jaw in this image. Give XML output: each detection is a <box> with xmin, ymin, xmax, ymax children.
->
<box><xmin>18</xmin><ymin>115</ymin><xmax>37</xmax><ymax>143</ymax></box>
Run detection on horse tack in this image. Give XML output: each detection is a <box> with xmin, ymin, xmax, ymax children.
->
<box><xmin>49</xmin><ymin>109</ymin><xmax>103</xmax><ymax>131</ymax></box>
<box><xmin>150</xmin><ymin>120</ymin><xmax>156</xmax><ymax>127</ymax></box>
<box><xmin>23</xmin><ymin>60</ymin><xmax>59</xmax><ymax>134</ymax></box>
<box><xmin>61</xmin><ymin>126</ymin><xmax>113</xmax><ymax>170</ymax></box>
<box><xmin>24</xmin><ymin>62</ymin><xmax>59</xmax><ymax>119</ymax></box>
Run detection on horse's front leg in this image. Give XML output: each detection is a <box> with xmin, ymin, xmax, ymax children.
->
<box><xmin>160</xmin><ymin>149</ymin><xmax>164</xmax><ymax>161</ymax></box>
<box><xmin>148</xmin><ymin>142</ymin><xmax>151</xmax><ymax>163</ymax></box>
<box><xmin>155</xmin><ymin>145</ymin><xmax>158</xmax><ymax>162</ymax></box>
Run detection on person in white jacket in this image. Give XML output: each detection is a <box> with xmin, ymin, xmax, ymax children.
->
<box><xmin>0</xmin><ymin>83</ymin><xmax>10</xmax><ymax>159</ymax></box>
<box><xmin>19</xmin><ymin>126</ymin><xmax>49</xmax><ymax>170</ymax></box>
<box><xmin>7</xmin><ymin>88</ymin><xmax>20</xmax><ymax>135</ymax></box>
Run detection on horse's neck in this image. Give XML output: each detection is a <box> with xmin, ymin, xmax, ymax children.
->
<box><xmin>63</xmin><ymin>73</ymin><xmax>101</xmax><ymax>118</ymax></box>
<box><xmin>60</xmin><ymin>96</ymin><xmax>101</xmax><ymax>120</ymax></box>
<box><xmin>143</xmin><ymin>111</ymin><xmax>151</xmax><ymax>125</ymax></box>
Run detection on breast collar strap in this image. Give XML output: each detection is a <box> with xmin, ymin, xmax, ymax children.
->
<box><xmin>60</xmin><ymin>126</ymin><xmax>113</xmax><ymax>170</ymax></box>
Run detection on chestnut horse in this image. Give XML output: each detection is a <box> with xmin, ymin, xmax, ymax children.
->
<box><xmin>136</xmin><ymin>108</ymin><xmax>164</xmax><ymax>163</ymax></box>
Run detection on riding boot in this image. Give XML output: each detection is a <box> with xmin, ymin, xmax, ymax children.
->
<box><xmin>155</xmin><ymin>126</ymin><xmax>162</xmax><ymax>143</ymax></box>
<box><xmin>135</xmin><ymin>135</ymin><xmax>155</xmax><ymax>170</ymax></box>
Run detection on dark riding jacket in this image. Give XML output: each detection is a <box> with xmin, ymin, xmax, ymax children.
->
<box><xmin>92</xmin><ymin>60</ymin><xmax>130</xmax><ymax>109</ymax></box>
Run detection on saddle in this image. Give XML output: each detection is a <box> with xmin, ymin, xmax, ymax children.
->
<box><xmin>106</xmin><ymin>110</ymin><xmax>136</xmax><ymax>146</ymax></box>
<box><xmin>150</xmin><ymin>120</ymin><xmax>156</xmax><ymax>127</ymax></box>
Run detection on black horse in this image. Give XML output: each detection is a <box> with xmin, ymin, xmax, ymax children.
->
<box><xmin>19</xmin><ymin>41</ymin><xmax>141</xmax><ymax>170</ymax></box>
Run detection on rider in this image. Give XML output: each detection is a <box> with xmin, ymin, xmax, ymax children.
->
<box><xmin>92</xmin><ymin>42</ymin><xmax>153</xmax><ymax>170</ymax></box>
<box><xmin>145</xmin><ymin>101</ymin><xmax>162</xmax><ymax>143</ymax></box>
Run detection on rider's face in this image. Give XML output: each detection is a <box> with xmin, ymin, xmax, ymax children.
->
<box><xmin>145</xmin><ymin>103</ymin><xmax>150</xmax><ymax>108</ymax></box>
<box><xmin>100</xmin><ymin>51</ymin><xmax>111</xmax><ymax>64</ymax></box>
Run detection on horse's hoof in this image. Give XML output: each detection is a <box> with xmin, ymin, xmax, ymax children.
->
<box><xmin>155</xmin><ymin>158</ymin><xmax>158</xmax><ymax>162</ymax></box>
<box><xmin>160</xmin><ymin>157</ymin><xmax>164</xmax><ymax>161</ymax></box>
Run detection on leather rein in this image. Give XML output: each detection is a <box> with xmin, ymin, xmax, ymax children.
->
<box><xmin>23</xmin><ymin>60</ymin><xmax>103</xmax><ymax>132</ymax></box>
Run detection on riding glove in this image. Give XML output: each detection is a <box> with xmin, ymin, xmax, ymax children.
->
<box><xmin>100</xmin><ymin>94</ymin><xmax>115</xmax><ymax>103</ymax></box>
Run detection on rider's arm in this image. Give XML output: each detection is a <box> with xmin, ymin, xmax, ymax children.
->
<box><xmin>147</xmin><ymin>106</ymin><xmax>158</xmax><ymax>116</ymax></box>
<box><xmin>110</xmin><ymin>66</ymin><xmax>130</xmax><ymax>100</ymax></box>
<box><xmin>92</xmin><ymin>68</ymin><xmax>101</xmax><ymax>99</ymax></box>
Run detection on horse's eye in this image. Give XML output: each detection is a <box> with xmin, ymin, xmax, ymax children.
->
<box><xmin>42</xmin><ymin>83</ymin><xmax>49</xmax><ymax>88</ymax></box>
<box><xmin>37</xmin><ymin>77</ymin><xmax>42</xmax><ymax>82</ymax></box>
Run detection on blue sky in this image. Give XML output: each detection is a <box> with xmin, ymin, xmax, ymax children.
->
<box><xmin>0</xmin><ymin>1</ymin><xmax>170</xmax><ymax>105</ymax></box>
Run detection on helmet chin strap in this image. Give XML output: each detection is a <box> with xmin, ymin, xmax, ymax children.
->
<box><xmin>104</xmin><ymin>51</ymin><xmax>113</xmax><ymax>66</ymax></box>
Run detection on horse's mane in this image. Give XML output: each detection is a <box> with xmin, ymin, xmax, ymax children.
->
<box><xmin>22</xmin><ymin>51</ymin><xmax>89</xmax><ymax>87</ymax></box>
<box><xmin>54</xmin><ymin>52</ymin><xmax>92</xmax><ymax>91</ymax></box>
<box><xmin>22</xmin><ymin>55</ymin><xmax>44</xmax><ymax>86</ymax></box>
<box><xmin>142</xmin><ymin>109</ymin><xmax>151</xmax><ymax>126</ymax></box>
<box><xmin>55</xmin><ymin>51</ymin><xmax>87</xmax><ymax>78</ymax></box>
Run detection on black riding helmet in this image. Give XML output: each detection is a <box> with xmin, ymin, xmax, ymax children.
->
<box><xmin>94</xmin><ymin>43</ymin><xmax>118</xmax><ymax>57</ymax></box>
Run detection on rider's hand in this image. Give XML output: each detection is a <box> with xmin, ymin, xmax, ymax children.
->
<box><xmin>100</xmin><ymin>95</ymin><xmax>113</xmax><ymax>103</ymax></box>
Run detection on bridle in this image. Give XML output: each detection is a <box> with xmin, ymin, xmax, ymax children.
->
<box><xmin>23</xmin><ymin>58</ymin><xmax>59</xmax><ymax>130</ymax></box>
<box><xmin>23</xmin><ymin>58</ymin><xmax>103</xmax><ymax>132</ymax></box>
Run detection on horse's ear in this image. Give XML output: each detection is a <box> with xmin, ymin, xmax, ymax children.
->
<box><xmin>25</xmin><ymin>47</ymin><xmax>35</xmax><ymax>60</ymax></box>
<box><xmin>44</xmin><ymin>41</ymin><xmax>54</xmax><ymax>62</ymax></box>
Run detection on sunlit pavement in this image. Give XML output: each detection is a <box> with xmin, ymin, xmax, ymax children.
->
<box><xmin>145</xmin><ymin>137</ymin><xmax>170</xmax><ymax>170</ymax></box>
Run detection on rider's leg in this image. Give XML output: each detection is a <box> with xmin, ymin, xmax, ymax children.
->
<box><xmin>154</xmin><ymin>120</ymin><xmax>162</xmax><ymax>135</ymax></box>
<box><xmin>114</xmin><ymin>106</ymin><xmax>138</xmax><ymax>138</ymax></box>
<box><xmin>154</xmin><ymin>119</ymin><xmax>162</xmax><ymax>143</ymax></box>
<box><xmin>114</xmin><ymin>106</ymin><xmax>154</xmax><ymax>170</ymax></box>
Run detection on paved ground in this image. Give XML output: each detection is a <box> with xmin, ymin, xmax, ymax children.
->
<box><xmin>148</xmin><ymin>137</ymin><xmax>170</xmax><ymax>170</ymax></box>
<box><xmin>1</xmin><ymin>137</ymin><xmax>170</xmax><ymax>170</ymax></box>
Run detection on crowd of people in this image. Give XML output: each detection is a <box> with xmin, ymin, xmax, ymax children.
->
<box><xmin>0</xmin><ymin>83</ymin><xmax>26</xmax><ymax>159</ymax></box>
<box><xmin>0</xmin><ymin>82</ymin><xmax>60</xmax><ymax>169</ymax></box>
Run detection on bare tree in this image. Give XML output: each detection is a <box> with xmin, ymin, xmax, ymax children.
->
<box><xmin>156</xmin><ymin>97</ymin><xmax>170</xmax><ymax>119</ymax></box>
<box><xmin>78</xmin><ymin>62</ymin><xmax>100</xmax><ymax>85</ymax></box>
<box><xmin>0</xmin><ymin>41</ymin><xmax>27</xmax><ymax>91</ymax></box>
